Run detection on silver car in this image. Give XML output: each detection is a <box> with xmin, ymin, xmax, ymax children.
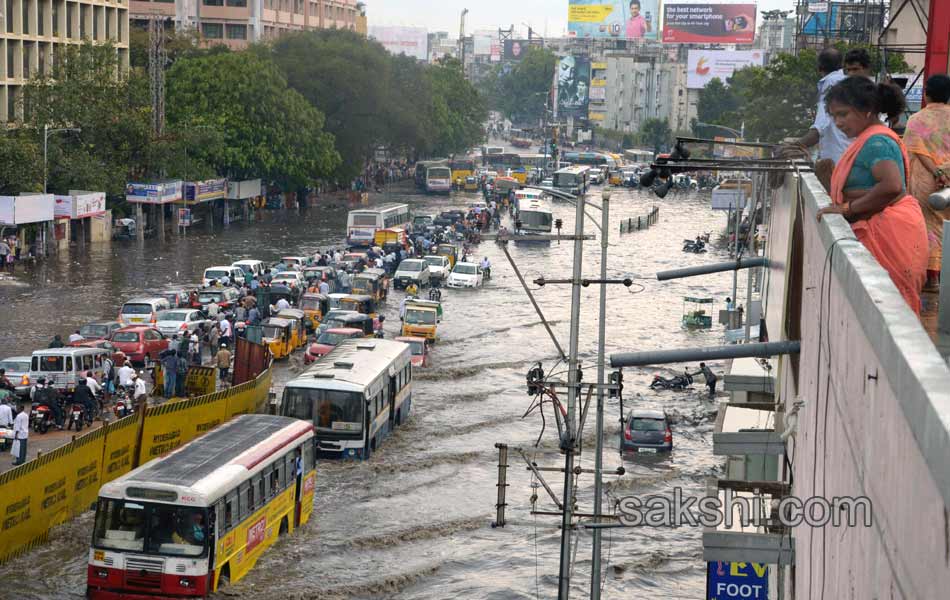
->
<box><xmin>155</xmin><ymin>309</ymin><xmax>211</xmax><ymax>337</ymax></box>
<box><xmin>0</xmin><ymin>356</ymin><xmax>31</xmax><ymax>398</ymax></box>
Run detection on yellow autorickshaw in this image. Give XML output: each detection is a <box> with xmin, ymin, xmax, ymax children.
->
<box><xmin>299</xmin><ymin>293</ymin><xmax>330</xmax><ymax>330</ymax></box>
<box><xmin>275</xmin><ymin>308</ymin><xmax>308</xmax><ymax>349</ymax></box>
<box><xmin>435</xmin><ymin>244</ymin><xmax>459</xmax><ymax>269</ymax></box>
<box><xmin>351</xmin><ymin>272</ymin><xmax>383</xmax><ymax>303</ymax></box>
<box><xmin>261</xmin><ymin>317</ymin><xmax>295</xmax><ymax>359</ymax></box>
<box><xmin>339</xmin><ymin>294</ymin><xmax>378</xmax><ymax>320</ymax></box>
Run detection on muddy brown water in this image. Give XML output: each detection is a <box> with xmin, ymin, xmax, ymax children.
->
<box><xmin>0</xmin><ymin>184</ymin><xmax>737</xmax><ymax>598</ymax></box>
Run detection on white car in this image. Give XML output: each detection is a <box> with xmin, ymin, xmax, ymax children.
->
<box><xmin>422</xmin><ymin>255</ymin><xmax>450</xmax><ymax>281</ymax></box>
<box><xmin>394</xmin><ymin>259</ymin><xmax>431</xmax><ymax>289</ymax></box>
<box><xmin>203</xmin><ymin>265</ymin><xmax>244</xmax><ymax>287</ymax></box>
<box><xmin>232</xmin><ymin>259</ymin><xmax>265</xmax><ymax>277</ymax></box>
<box><xmin>155</xmin><ymin>309</ymin><xmax>212</xmax><ymax>337</ymax></box>
<box><xmin>446</xmin><ymin>262</ymin><xmax>483</xmax><ymax>289</ymax></box>
<box><xmin>271</xmin><ymin>271</ymin><xmax>305</xmax><ymax>287</ymax></box>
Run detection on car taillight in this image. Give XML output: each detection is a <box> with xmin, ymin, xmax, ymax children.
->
<box><xmin>623</xmin><ymin>426</ymin><xmax>632</xmax><ymax>441</ymax></box>
<box><xmin>180</xmin><ymin>323</ymin><xmax>188</xmax><ymax>329</ymax></box>
<box><xmin>664</xmin><ymin>429</ymin><xmax>672</xmax><ymax>443</ymax></box>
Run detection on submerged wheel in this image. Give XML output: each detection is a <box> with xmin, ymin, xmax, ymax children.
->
<box><xmin>279</xmin><ymin>517</ymin><xmax>289</xmax><ymax>536</ymax></box>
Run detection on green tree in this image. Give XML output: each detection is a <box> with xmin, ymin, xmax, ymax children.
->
<box><xmin>0</xmin><ymin>132</ymin><xmax>42</xmax><ymax>194</ymax></box>
<box><xmin>166</xmin><ymin>51</ymin><xmax>339</xmax><ymax>189</ymax></box>
<box><xmin>638</xmin><ymin>118</ymin><xmax>673</xmax><ymax>153</ymax></box>
<box><xmin>696</xmin><ymin>78</ymin><xmax>739</xmax><ymax>130</ymax></box>
<box><xmin>426</xmin><ymin>58</ymin><xmax>487</xmax><ymax>156</ymax></box>
<box><xmin>482</xmin><ymin>47</ymin><xmax>557</xmax><ymax>125</ymax></box>
<box><xmin>129</xmin><ymin>27</ymin><xmax>203</xmax><ymax>70</ymax></box>
<box><xmin>271</xmin><ymin>29</ymin><xmax>393</xmax><ymax>181</ymax></box>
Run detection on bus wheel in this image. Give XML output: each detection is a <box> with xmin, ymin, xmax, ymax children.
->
<box><xmin>279</xmin><ymin>517</ymin><xmax>289</xmax><ymax>536</ymax></box>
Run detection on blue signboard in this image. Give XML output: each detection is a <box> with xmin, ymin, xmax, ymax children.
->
<box><xmin>707</xmin><ymin>561</ymin><xmax>769</xmax><ymax>600</ymax></box>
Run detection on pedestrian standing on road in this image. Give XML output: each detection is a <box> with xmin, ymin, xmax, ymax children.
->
<box><xmin>176</xmin><ymin>351</ymin><xmax>188</xmax><ymax>397</ymax></box>
<box><xmin>318</xmin><ymin>279</ymin><xmax>330</xmax><ymax>295</ymax></box>
<box><xmin>189</xmin><ymin>333</ymin><xmax>201</xmax><ymax>365</ymax></box>
<box><xmin>216</xmin><ymin>345</ymin><xmax>232</xmax><ymax>383</ymax></box>
<box><xmin>696</xmin><ymin>363</ymin><xmax>718</xmax><ymax>398</ymax></box>
<box><xmin>250</xmin><ymin>275</ymin><xmax>260</xmax><ymax>291</ymax></box>
<box><xmin>132</xmin><ymin>373</ymin><xmax>148</xmax><ymax>404</ymax></box>
<box><xmin>0</xmin><ymin>396</ymin><xmax>13</xmax><ymax>428</ymax></box>
<box><xmin>0</xmin><ymin>239</ymin><xmax>8</xmax><ymax>267</ymax></box>
<box><xmin>11</xmin><ymin>403</ymin><xmax>29</xmax><ymax>465</ymax></box>
<box><xmin>219</xmin><ymin>317</ymin><xmax>233</xmax><ymax>348</ymax></box>
<box><xmin>207</xmin><ymin>325</ymin><xmax>220</xmax><ymax>357</ymax></box>
<box><xmin>161</xmin><ymin>348</ymin><xmax>178</xmax><ymax>398</ymax></box>
<box><xmin>207</xmin><ymin>298</ymin><xmax>220</xmax><ymax>319</ymax></box>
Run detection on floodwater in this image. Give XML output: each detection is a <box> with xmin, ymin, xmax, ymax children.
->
<box><xmin>0</xmin><ymin>183</ymin><xmax>740</xmax><ymax>599</ymax></box>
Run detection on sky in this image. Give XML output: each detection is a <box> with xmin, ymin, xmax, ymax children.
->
<box><xmin>368</xmin><ymin>0</ymin><xmax>799</xmax><ymax>37</ymax></box>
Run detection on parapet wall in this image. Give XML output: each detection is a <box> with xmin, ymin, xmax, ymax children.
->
<box><xmin>775</xmin><ymin>172</ymin><xmax>950</xmax><ymax>598</ymax></box>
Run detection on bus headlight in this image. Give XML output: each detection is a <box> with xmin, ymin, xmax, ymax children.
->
<box><xmin>96</xmin><ymin>569</ymin><xmax>109</xmax><ymax>579</ymax></box>
<box><xmin>179</xmin><ymin>577</ymin><xmax>194</xmax><ymax>587</ymax></box>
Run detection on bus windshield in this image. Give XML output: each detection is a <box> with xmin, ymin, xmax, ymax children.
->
<box><xmin>282</xmin><ymin>387</ymin><xmax>363</xmax><ymax>435</ymax></box>
<box><xmin>428</xmin><ymin>168</ymin><xmax>451</xmax><ymax>178</ymax></box>
<box><xmin>93</xmin><ymin>499</ymin><xmax>208</xmax><ymax>557</ymax></box>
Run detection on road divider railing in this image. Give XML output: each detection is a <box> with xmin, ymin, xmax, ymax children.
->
<box><xmin>0</xmin><ymin>363</ymin><xmax>272</xmax><ymax>564</ymax></box>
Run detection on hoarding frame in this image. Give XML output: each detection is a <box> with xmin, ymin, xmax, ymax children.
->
<box><xmin>662</xmin><ymin>1</ymin><xmax>757</xmax><ymax>44</ymax></box>
<box><xmin>568</xmin><ymin>0</ymin><xmax>661</xmax><ymax>41</ymax></box>
<box><xmin>686</xmin><ymin>49</ymin><xmax>765</xmax><ymax>89</ymax></box>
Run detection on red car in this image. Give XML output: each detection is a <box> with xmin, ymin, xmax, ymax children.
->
<box><xmin>395</xmin><ymin>336</ymin><xmax>429</xmax><ymax>368</ymax></box>
<box><xmin>109</xmin><ymin>326</ymin><xmax>170</xmax><ymax>366</ymax></box>
<box><xmin>304</xmin><ymin>328</ymin><xmax>364</xmax><ymax>364</ymax></box>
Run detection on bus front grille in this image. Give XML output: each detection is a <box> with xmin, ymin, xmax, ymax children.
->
<box><xmin>125</xmin><ymin>556</ymin><xmax>164</xmax><ymax>589</ymax></box>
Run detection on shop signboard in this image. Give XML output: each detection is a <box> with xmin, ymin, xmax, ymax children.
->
<box><xmin>184</xmin><ymin>179</ymin><xmax>227</xmax><ymax>204</ymax></box>
<box><xmin>126</xmin><ymin>181</ymin><xmax>182</xmax><ymax>205</ymax></box>
<box><xmin>662</xmin><ymin>1</ymin><xmax>757</xmax><ymax>44</ymax></box>
<box><xmin>706</xmin><ymin>561</ymin><xmax>768</xmax><ymax>599</ymax></box>
<box><xmin>0</xmin><ymin>195</ymin><xmax>55</xmax><ymax>225</ymax></box>
<box><xmin>55</xmin><ymin>191</ymin><xmax>106</xmax><ymax>219</ymax></box>
<box><xmin>568</xmin><ymin>0</ymin><xmax>660</xmax><ymax>41</ymax></box>
<box><xmin>178</xmin><ymin>208</ymin><xmax>192</xmax><ymax>227</ymax></box>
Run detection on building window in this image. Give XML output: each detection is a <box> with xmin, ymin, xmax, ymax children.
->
<box><xmin>22</xmin><ymin>0</ymin><xmax>30</xmax><ymax>34</ymax></box>
<box><xmin>202</xmin><ymin>0</ymin><xmax>224</xmax><ymax>5</ymax></box>
<box><xmin>80</xmin><ymin>5</ymin><xmax>88</xmax><ymax>38</ymax></box>
<box><xmin>93</xmin><ymin>8</ymin><xmax>100</xmax><ymax>39</ymax></box>
<box><xmin>226</xmin><ymin>0</ymin><xmax>247</xmax><ymax>6</ymax></box>
<box><xmin>226</xmin><ymin>24</ymin><xmax>246</xmax><ymax>39</ymax></box>
<box><xmin>202</xmin><ymin>22</ymin><xmax>223</xmax><ymax>38</ymax></box>
<box><xmin>38</xmin><ymin>2</ymin><xmax>45</xmax><ymax>36</ymax></box>
<box><xmin>105</xmin><ymin>9</ymin><xmax>111</xmax><ymax>38</ymax></box>
<box><xmin>52</xmin><ymin>1</ymin><xmax>60</xmax><ymax>36</ymax></box>
<box><xmin>5</xmin><ymin>0</ymin><xmax>12</xmax><ymax>33</ymax></box>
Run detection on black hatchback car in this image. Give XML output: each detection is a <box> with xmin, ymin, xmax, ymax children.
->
<box><xmin>622</xmin><ymin>409</ymin><xmax>673</xmax><ymax>453</ymax></box>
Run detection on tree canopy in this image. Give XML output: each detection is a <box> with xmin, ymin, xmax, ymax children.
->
<box><xmin>479</xmin><ymin>47</ymin><xmax>558</xmax><ymax>126</ymax></box>
<box><xmin>166</xmin><ymin>50</ymin><xmax>339</xmax><ymax>189</ymax></box>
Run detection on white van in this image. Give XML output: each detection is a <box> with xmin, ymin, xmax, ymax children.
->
<box><xmin>231</xmin><ymin>259</ymin><xmax>264</xmax><ymax>278</ymax></box>
<box><xmin>202</xmin><ymin>265</ymin><xmax>244</xmax><ymax>287</ymax></box>
<box><xmin>30</xmin><ymin>347</ymin><xmax>111</xmax><ymax>396</ymax></box>
<box><xmin>118</xmin><ymin>297</ymin><xmax>171</xmax><ymax>326</ymax></box>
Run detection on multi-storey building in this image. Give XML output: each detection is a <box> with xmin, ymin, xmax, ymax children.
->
<box><xmin>0</xmin><ymin>0</ymin><xmax>130</xmax><ymax>122</ymax></box>
<box><xmin>129</xmin><ymin>0</ymin><xmax>361</xmax><ymax>48</ymax></box>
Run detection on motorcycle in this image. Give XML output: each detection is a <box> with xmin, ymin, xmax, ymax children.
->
<box><xmin>482</xmin><ymin>266</ymin><xmax>491</xmax><ymax>280</ymax></box>
<box><xmin>649</xmin><ymin>371</ymin><xmax>694</xmax><ymax>391</ymax></box>
<box><xmin>31</xmin><ymin>400</ymin><xmax>55</xmax><ymax>434</ymax></box>
<box><xmin>114</xmin><ymin>386</ymin><xmax>135</xmax><ymax>419</ymax></box>
<box><xmin>428</xmin><ymin>288</ymin><xmax>442</xmax><ymax>302</ymax></box>
<box><xmin>67</xmin><ymin>402</ymin><xmax>86</xmax><ymax>432</ymax></box>
<box><xmin>683</xmin><ymin>239</ymin><xmax>707</xmax><ymax>254</ymax></box>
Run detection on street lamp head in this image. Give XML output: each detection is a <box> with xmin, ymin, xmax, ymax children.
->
<box><xmin>601</xmin><ymin>187</ymin><xmax>611</xmax><ymax>201</ymax></box>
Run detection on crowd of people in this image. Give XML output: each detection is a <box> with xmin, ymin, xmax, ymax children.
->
<box><xmin>781</xmin><ymin>46</ymin><xmax>950</xmax><ymax>315</ymax></box>
<box><xmin>352</xmin><ymin>161</ymin><xmax>414</xmax><ymax>193</ymax></box>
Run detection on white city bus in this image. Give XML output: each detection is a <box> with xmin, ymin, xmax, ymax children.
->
<box><xmin>513</xmin><ymin>190</ymin><xmax>553</xmax><ymax>234</ymax></box>
<box><xmin>553</xmin><ymin>165</ymin><xmax>591</xmax><ymax>195</ymax></box>
<box><xmin>346</xmin><ymin>203</ymin><xmax>410</xmax><ymax>247</ymax></box>
<box><xmin>280</xmin><ymin>338</ymin><xmax>412</xmax><ymax>460</ymax></box>
<box><xmin>425</xmin><ymin>165</ymin><xmax>452</xmax><ymax>194</ymax></box>
<box><xmin>86</xmin><ymin>415</ymin><xmax>316</xmax><ymax>599</ymax></box>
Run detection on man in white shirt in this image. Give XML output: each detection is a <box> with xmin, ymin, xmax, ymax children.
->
<box><xmin>118</xmin><ymin>362</ymin><xmax>135</xmax><ymax>388</ymax></box>
<box><xmin>0</xmin><ymin>399</ymin><xmax>13</xmax><ymax>428</ymax></box>
<box><xmin>781</xmin><ymin>47</ymin><xmax>852</xmax><ymax>166</ymax></box>
<box><xmin>318</xmin><ymin>280</ymin><xmax>330</xmax><ymax>295</ymax></box>
<box><xmin>275</xmin><ymin>297</ymin><xmax>291</xmax><ymax>311</ymax></box>
<box><xmin>207</xmin><ymin>300</ymin><xmax>220</xmax><ymax>318</ymax></box>
<box><xmin>84</xmin><ymin>371</ymin><xmax>102</xmax><ymax>396</ymax></box>
<box><xmin>68</xmin><ymin>330</ymin><xmax>84</xmax><ymax>343</ymax></box>
<box><xmin>219</xmin><ymin>318</ymin><xmax>233</xmax><ymax>347</ymax></box>
<box><xmin>11</xmin><ymin>404</ymin><xmax>30</xmax><ymax>465</ymax></box>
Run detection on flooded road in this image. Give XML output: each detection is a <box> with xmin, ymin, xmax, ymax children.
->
<box><xmin>0</xmin><ymin>184</ymin><xmax>738</xmax><ymax>598</ymax></box>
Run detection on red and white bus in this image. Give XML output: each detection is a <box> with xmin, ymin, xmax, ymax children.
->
<box><xmin>86</xmin><ymin>415</ymin><xmax>316</xmax><ymax>599</ymax></box>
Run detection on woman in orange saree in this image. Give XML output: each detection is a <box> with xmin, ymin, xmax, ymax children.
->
<box><xmin>903</xmin><ymin>74</ymin><xmax>950</xmax><ymax>290</ymax></box>
<box><xmin>817</xmin><ymin>77</ymin><xmax>928</xmax><ymax>314</ymax></box>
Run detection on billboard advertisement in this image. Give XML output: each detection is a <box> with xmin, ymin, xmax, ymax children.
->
<box><xmin>54</xmin><ymin>192</ymin><xmax>106</xmax><ymax>219</ymax></box>
<box><xmin>663</xmin><ymin>1</ymin><xmax>757</xmax><ymax>44</ymax></box>
<box><xmin>126</xmin><ymin>181</ymin><xmax>183</xmax><ymax>205</ymax></box>
<box><xmin>503</xmin><ymin>39</ymin><xmax>529</xmax><ymax>61</ymax></box>
<box><xmin>0</xmin><ymin>195</ymin><xmax>55</xmax><ymax>225</ymax></box>
<box><xmin>368</xmin><ymin>26</ymin><xmax>428</xmax><ymax>62</ymax></box>
<box><xmin>184</xmin><ymin>179</ymin><xmax>227</xmax><ymax>204</ymax></box>
<box><xmin>474</xmin><ymin>33</ymin><xmax>493</xmax><ymax>56</ymax></box>
<box><xmin>568</xmin><ymin>0</ymin><xmax>660</xmax><ymax>41</ymax></box>
<box><xmin>589</xmin><ymin>86</ymin><xmax>607</xmax><ymax>101</ymax></box>
<box><xmin>556</xmin><ymin>55</ymin><xmax>591</xmax><ymax>118</ymax></box>
<box><xmin>687</xmin><ymin>49</ymin><xmax>765</xmax><ymax>88</ymax></box>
